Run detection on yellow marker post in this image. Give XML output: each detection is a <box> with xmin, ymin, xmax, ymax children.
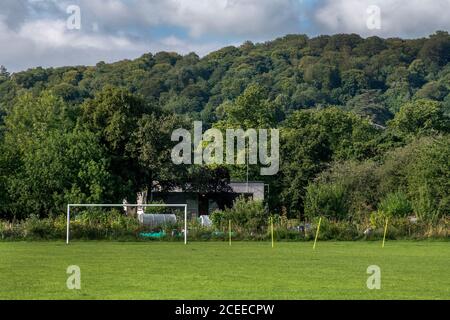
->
<box><xmin>382</xmin><ymin>218</ymin><xmax>389</xmax><ymax>248</ymax></box>
<box><xmin>271</xmin><ymin>217</ymin><xmax>274</xmax><ymax>248</ymax></box>
<box><xmin>313</xmin><ymin>217</ymin><xmax>322</xmax><ymax>250</ymax></box>
<box><xmin>229</xmin><ymin>220</ymin><xmax>232</xmax><ymax>246</ymax></box>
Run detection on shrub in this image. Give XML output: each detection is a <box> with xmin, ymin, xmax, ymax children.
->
<box><xmin>304</xmin><ymin>183</ymin><xmax>348</xmax><ymax>220</ymax></box>
<box><xmin>0</xmin><ymin>208</ymin><xmax>447</xmax><ymax>241</ymax></box>
<box><xmin>23</xmin><ymin>215</ymin><xmax>59</xmax><ymax>239</ymax></box>
<box><xmin>406</xmin><ymin>136</ymin><xmax>450</xmax><ymax>221</ymax></box>
<box><xmin>313</xmin><ymin>217</ymin><xmax>360</xmax><ymax>241</ymax></box>
<box><xmin>144</xmin><ymin>200</ymin><xmax>169</xmax><ymax>214</ymax></box>
<box><xmin>210</xmin><ymin>210</ymin><xmax>226</xmax><ymax>229</ymax></box>
<box><xmin>211</xmin><ymin>197</ymin><xmax>267</xmax><ymax>233</ymax></box>
<box><xmin>308</xmin><ymin>160</ymin><xmax>381</xmax><ymax>218</ymax></box>
<box><xmin>273</xmin><ymin>226</ymin><xmax>304</xmax><ymax>241</ymax></box>
<box><xmin>0</xmin><ymin>221</ymin><xmax>23</xmax><ymax>240</ymax></box>
<box><xmin>378</xmin><ymin>192</ymin><xmax>413</xmax><ymax>217</ymax></box>
<box><xmin>389</xmin><ymin>99</ymin><xmax>450</xmax><ymax>135</ymax></box>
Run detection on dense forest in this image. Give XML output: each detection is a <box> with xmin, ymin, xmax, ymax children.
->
<box><xmin>0</xmin><ymin>32</ymin><xmax>449</xmax><ymax>222</ymax></box>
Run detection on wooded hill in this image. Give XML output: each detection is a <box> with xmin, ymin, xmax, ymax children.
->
<box><xmin>0</xmin><ymin>32</ymin><xmax>449</xmax><ymax>221</ymax></box>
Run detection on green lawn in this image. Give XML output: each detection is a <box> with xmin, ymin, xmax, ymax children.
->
<box><xmin>0</xmin><ymin>241</ymin><xmax>449</xmax><ymax>300</ymax></box>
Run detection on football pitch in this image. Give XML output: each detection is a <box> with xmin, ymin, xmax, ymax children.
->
<box><xmin>0</xmin><ymin>241</ymin><xmax>448</xmax><ymax>300</ymax></box>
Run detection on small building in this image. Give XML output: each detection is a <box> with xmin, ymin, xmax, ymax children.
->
<box><xmin>144</xmin><ymin>181</ymin><xmax>265</xmax><ymax>217</ymax></box>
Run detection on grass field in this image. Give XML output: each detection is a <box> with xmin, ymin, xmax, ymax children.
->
<box><xmin>0</xmin><ymin>241</ymin><xmax>449</xmax><ymax>300</ymax></box>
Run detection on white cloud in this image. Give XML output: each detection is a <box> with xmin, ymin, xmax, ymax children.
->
<box><xmin>0</xmin><ymin>0</ymin><xmax>303</xmax><ymax>71</ymax></box>
<box><xmin>0</xmin><ymin>16</ymin><xmax>223</xmax><ymax>72</ymax></box>
<box><xmin>71</xmin><ymin>0</ymin><xmax>301</xmax><ymax>38</ymax></box>
<box><xmin>1</xmin><ymin>0</ymin><xmax>449</xmax><ymax>72</ymax></box>
<box><xmin>315</xmin><ymin>0</ymin><xmax>450</xmax><ymax>37</ymax></box>
<box><xmin>160</xmin><ymin>0</ymin><xmax>300</xmax><ymax>38</ymax></box>
<box><xmin>19</xmin><ymin>19</ymin><xmax>135</xmax><ymax>49</ymax></box>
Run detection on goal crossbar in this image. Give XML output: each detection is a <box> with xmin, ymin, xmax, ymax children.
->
<box><xmin>66</xmin><ymin>204</ymin><xmax>188</xmax><ymax>245</ymax></box>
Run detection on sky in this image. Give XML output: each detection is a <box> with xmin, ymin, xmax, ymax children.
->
<box><xmin>1</xmin><ymin>0</ymin><xmax>450</xmax><ymax>72</ymax></box>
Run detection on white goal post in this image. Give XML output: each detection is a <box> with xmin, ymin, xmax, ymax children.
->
<box><xmin>66</xmin><ymin>204</ymin><xmax>188</xmax><ymax>245</ymax></box>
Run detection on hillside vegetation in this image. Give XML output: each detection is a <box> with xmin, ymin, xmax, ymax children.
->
<box><xmin>0</xmin><ymin>32</ymin><xmax>449</xmax><ymax>223</ymax></box>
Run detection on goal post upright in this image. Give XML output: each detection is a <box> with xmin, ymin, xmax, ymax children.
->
<box><xmin>66</xmin><ymin>203</ymin><xmax>188</xmax><ymax>245</ymax></box>
<box><xmin>66</xmin><ymin>204</ymin><xmax>71</xmax><ymax>245</ymax></box>
<box><xmin>184</xmin><ymin>204</ymin><xmax>187</xmax><ymax>245</ymax></box>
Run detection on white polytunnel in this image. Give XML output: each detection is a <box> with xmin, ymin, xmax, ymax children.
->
<box><xmin>138</xmin><ymin>213</ymin><xmax>177</xmax><ymax>228</ymax></box>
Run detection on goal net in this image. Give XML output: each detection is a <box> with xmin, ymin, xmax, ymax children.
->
<box><xmin>66</xmin><ymin>204</ymin><xmax>188</xmax><ymax>244</ymax></box>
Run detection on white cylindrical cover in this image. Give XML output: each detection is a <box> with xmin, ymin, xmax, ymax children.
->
<box><xmin>138</xmin><ymin>214</ymin><xmax>177</xmax><ymax>227</ymax></box>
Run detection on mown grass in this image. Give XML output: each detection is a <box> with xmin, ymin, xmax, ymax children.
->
<box><xmin>0</xmin><ymin>241</ymin><xmax>449</xmax><ymax>300</ymax></box>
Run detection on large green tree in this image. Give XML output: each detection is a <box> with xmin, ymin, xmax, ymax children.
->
<box><xmin>280</xmin><ymin>107</ymin><xmax>378</xmax><ymax>216</ymax></box>
<box><xmin>5</xmin><ymin>129</ymin><xmax>113</xmax><ymax>218</ymax></box>
<box><xmin>80</xmin><ymin>87</ymin><xmax>152</xmax><ymax>201</ymax></box>
<box><xmin>1</xmin><ymin>92</ymin><xmax>113</xmax><ymax>218</ymax></box>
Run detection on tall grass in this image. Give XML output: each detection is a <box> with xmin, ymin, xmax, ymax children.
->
<box><xmin>0</xmin><ymin>212</ymin><xmax>448</xmax><ymax>241</ymax></box>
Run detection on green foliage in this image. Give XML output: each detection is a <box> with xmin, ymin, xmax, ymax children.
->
<box><xmin>305</xmin><ymin>160</ymin><xmax>381</xmax><ymax>219</ymax></box>
<box><xmin>3</xmin><ymin>91</ymin><xmax>72</xmax><ymax>150</ymax></box>
<box><xmin>376</xmin><ymin>139</ymin><xmax>423</xmax><ymax>196</ymax></box>
<box><xmin>1</xmin><ymin>32</ymin><xmax>448</xmax><ymax>125</ymax></box>
<box><xmin>418</xmin><ymin>31</ymin><xmax>450</xmax><ymax>66</ymax></box>
<box><xmin>341</xmin><ymin>69</ymin><xmax>369</xmax><ymax>97</ymax></box>
<box><xmin>345</xmin><ymin>90</ymin><xmax>393</xmax><ymax>125</ymax></box>
<box><xmin>304</xmin><ymin>136</ymin><xmax>449</xmax><ymax>222</ymax></box>
<box><xmin>407</xmin><ymin>136</ymin><xmax>450</xmax><ymax>220</ymax></box>
<box><xmin>211</xmin><ymin>197</ymin><xmax>267</xmax><ymax>232</ymax></box>
<box><xmin>127</xmin><ymin>112</ymin><xmax>187</xmax><ymax>190</ymax></box>
<box><xmin>215</xmin><ymin>84</ymin><xmax>278</xmax><ymax>129</ymax></box>
<box><xmin>0</xmin><ymin>32</ymin><xmax>449</xmax><ymax>225</ymax></box>
<box><xmin>0</xmin><ymin>210</ymin><xmax>142</xmax><ymax>240</ymax></box>
<box><xmin>0</xmin><ymin>92</ymin><xmax>115</xmax><ymax>218</ymax></box>
<box><xmin>313</xmin><ymin>217</ymin><xmax>360</xmax><ymax>241</ymax></box>
<box><xmin>144</xmin><ymin>200</ymin><xmax>167</xmax><ymax>214</ymax></box>
<box><xmin>389</xmin><ymin>99</ymin><xmax>450</xmax><ymax>135</ymax></box>
<box><xmin>408</xmin><ymin>59</ymin><xmax>427</xmax><ymax>88</ymax></box>
<box><xmin>81</xmin><ymin>86</ymin><xmax>148</xmax><ymax>153</ymax></box>
<box><xmin>210</xmin><ymin>210</ymin><xmax>226</xmax><ymax>230</ymax></box>
<box><xmin>5</xmin><ymin>128</ymin><xmax>113</xmax><ymax>218</ymax></box>
<box><xmin>378</xmin><ymin>192</ymin><xmax>413</xmax><ymax>218</ymax></box>
<box><xmin>13</xmin><ymin>67</ymin><xmax>49</xmax><ymax>89</ymax></box>
<box><xmin>280</xmin><ymin>107</ymin><xmax>378</xmax><ymax>216</ymax></box>
<box><xmin>415</xmin><ymin>81</ymin><xmax>448</xmax><ymax>101</ymax></box>
<box><xmin>304</xmin><ymin>183</ymin><xmax>348</xmax><ymax>220</ymax></box>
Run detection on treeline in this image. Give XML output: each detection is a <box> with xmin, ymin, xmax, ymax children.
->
<box><xmin>0</xmin><ymin>32</ymin><xmax>449</xmax><ymax>222</ymax></box>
